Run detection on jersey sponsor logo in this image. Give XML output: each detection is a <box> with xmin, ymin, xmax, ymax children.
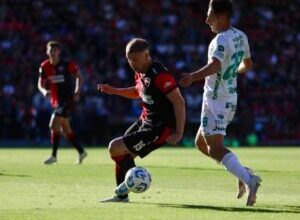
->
<box><xmin>141</xmin><ymin>94</ymin><xmax>154</xmax><ymax>104</ymax></box>
<box><xmin>133</xmin><ymin>140</ymin><xmax>146</xmax><ymax>151</ymax></box>
<box><xmin>48</xmin><ymin>75</ymin><xmax>65</xmax><ymax>83</ymax></box>
<box><xmin>144</xmin><ymin>77</ymin><xmax>151</xmax><ymax>87</ymax></box>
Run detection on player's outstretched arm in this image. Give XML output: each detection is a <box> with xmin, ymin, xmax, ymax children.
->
<box><xmin>37</xmin><ymin>76</ymin><xmax>50</xmax><ymax>97</ymax></box>
<box><xmin>179</xmin><ymin>57</ymin><xmax>221</xmax><ymax>87</ymax></box>
<box><xmin>166</xmin><ymin>88</ymin><xmax>185</xmax><ymax>145</ymax></box>
<box><xmin>238</xmin><ymin>58</ymin><xmax>253</xmax><ymax>74</ymax></box>
<box><xmin>97</xmin><ymin>84</ymin><xmax>140</xmax><ymax>99</ymax></box>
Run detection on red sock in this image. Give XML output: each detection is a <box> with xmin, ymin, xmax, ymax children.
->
<box><xmin>111</xmin><ymin>154</ymin><xmax>135</xmax><ymax>186</ymax></box>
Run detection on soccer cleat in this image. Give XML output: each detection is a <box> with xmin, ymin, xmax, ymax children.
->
<box><xmin>77</xmin><ymin>151</ymin><xmax>87</xmax><ymax>164</ymax></box>
<box><xmin>44</xmin><ymin>156</ymin><xmax>57</xmax><ymax>165</ymax></box>
<box><xmin>100</xmin><ymin>195</ymin><xmax>129</xmax><ymax>203</ymax></box>
<box><xmin>115</xmin><ymin>182</ymin><xmax>129</xmax><ymax>196</ymax></box>
<box><xmin>237</xmin><ymin>167</ymin><xmax>253</xmax><ymax>199</ymax></box>
<box><xmin>246</xmin><ymin>175</ymin><xmax>262</xmax><ymax>206</ymax></box>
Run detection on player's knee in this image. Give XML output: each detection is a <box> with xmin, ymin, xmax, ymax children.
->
<box><xmin>195</xmin><ymin>136</ymin><xmax>206</xmax><ymax>151</ymax></box>
<box><xmin>108</xmin><ymin>139</ymin><xmax>121</xmax><ymax>156</ymax></box>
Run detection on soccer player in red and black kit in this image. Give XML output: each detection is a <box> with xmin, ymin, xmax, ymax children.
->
<box><xmin>37</xmin><ymin>41</ymin><xmax>87</xmax><ymax>165</ymax></box>
<box><xmin>98</xmin><ymin>38</ymin><xmax>185</xmax><ymax>202</ymax></box>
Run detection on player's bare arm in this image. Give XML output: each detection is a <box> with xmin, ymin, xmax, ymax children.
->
<box><xmin>37</xmin><ymin>76</ymin><xmax>50</xmax><ymax>97</ymax></box>
<box><xmin>98</xmin><ymin>84</ymin><xmax>140</xmax><ymax>99</ymax></box>
<box><xmin>237</xmin><ymin>58</ymin><xmax>253</xmax><ymax>74</ymax></box>
<box><xmin>179</xmin><ymin>57</ymin><xmax>221</xmax><ymax>87</ymax></box>
<box><xmin>74</xmin><ymin>70</ymin><xmax>83</xmax><ymax>101</ymax></box>
<box><xmin>166</xmin><ymin>88</ymin><xmax>185</xmax><ymax>145</ymax></box>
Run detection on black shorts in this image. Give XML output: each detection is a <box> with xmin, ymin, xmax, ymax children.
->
<box><xmin>52</xmin><ymin>102</ymin><xmax>73</xmax><ymax>118</ymax></box>
<box><xmin>123</xmin><ymin>120</ymin><xmax>173</xmax><ymax>158</ymax></box>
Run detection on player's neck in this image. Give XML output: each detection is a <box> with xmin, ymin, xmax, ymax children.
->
<box><xmin>217</xmin><ymin>23</ymin><xmax>231</xmax><ymax>33</ymax></box>
<box><xmin>49</xmin><ymin>57</ymin><xmax>60</xmax><ymax>66</ymax></box>
<box><xmin>141</xmin><ymin>59</ymin><xmax>152</xmax><ymax>74</ymax></box>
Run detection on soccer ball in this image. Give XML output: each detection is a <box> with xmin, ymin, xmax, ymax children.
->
<box><xmin>125</xmin><ymin>167</ymin><xmax>152</xmax><ymax>193</ymax></box>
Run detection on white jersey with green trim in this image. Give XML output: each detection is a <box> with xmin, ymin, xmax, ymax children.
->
<box><xmin>204</xmin><ymin>27</ymin><xmax>250</xmax><ymax>101</ymax></box>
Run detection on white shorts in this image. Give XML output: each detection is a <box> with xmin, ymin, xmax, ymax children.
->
<box><xmin>200</xmin><ymin>98</ymin><xmax>236</xmax><ymax>136</ymax></box>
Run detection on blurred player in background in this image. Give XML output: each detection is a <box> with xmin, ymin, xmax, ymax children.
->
<box><xmin>98</xmin><ymin>38</ymin><xmax>185</xmax><ymax>202</ymax></box>
<box><xmin>37</xmin><ymin>41</ymin><xmax>87</xmax><ymax>165</ymax></box>
<box><xmin>179</xmin><ymin>0</ymin><xmax>261</xmax><ymax>206</ymax></box>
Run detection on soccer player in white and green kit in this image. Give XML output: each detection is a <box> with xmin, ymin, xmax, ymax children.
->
<box><xmin>180</xmin><ymin>0</ymin><xmax>262</xmax><ymax>206</ymax></box>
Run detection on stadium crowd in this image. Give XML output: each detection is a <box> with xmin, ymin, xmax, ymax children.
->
<box><xmin>0</xmin><ymin>0</ymin><xmax>299</xmax><ymax>145</ymax></box>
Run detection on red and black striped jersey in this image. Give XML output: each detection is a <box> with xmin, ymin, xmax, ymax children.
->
<box><xmin>135</xmin><ymin>61</ymin><xmax>177</xmax><ymax>126</ymax></box>
<box><xmin>39</xmin><ymin>59</ymin><xmax>78</xmax><ymax>107</ymax></box>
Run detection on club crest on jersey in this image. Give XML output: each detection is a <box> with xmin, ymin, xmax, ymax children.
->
<box><xmin>144</xmin><ymin>77</ymin><xmax>151</xmax><ymax>87</ymax></box>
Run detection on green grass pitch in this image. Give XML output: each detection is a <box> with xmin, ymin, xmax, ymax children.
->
<box><xmin>0</xmin><ymin>147</ymin><xmax>299</xmax><ymax>220</ymax></box>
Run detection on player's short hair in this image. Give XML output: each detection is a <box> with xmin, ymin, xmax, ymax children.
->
<box><xmin>209</xmin><ymin>0</ymin><xmax>233</xmax><ymax>18</ymax></box>
<box><xmin>46</xmin><ymin>41</ymin><xmax>61</xmax><ymax>49</ymax></box>
<box><xmin>126</xmin><ymin>38</ymin><xmax>149</xmax><ymax>55</ymax></box>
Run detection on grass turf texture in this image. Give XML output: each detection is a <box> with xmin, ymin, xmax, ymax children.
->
<box><xmin>0</xmin><ymin>147</ymin><xmax>299</xmax><ymax>220</ymax></box>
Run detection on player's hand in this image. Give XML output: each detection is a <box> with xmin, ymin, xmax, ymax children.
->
<box><xmin>167</xmin><ymin>132</ymin><xmax>183</xmax><ymax>145</ymax></box>
<box><xmin>73</xmin><ymin>92</ymin><xmax>80</xmax><ymax>102</ymax></box>
<box><xmin>97</xmin><ymin>84</ymin><xmax>116</xmax><ymax>95</ymax></box>
<box><xmin>44</xmin><ymin>90</ymin><xmax>50</xmax><ymax>97</ymax></box>
<box><xmin>179</xmin><ymin>73</ymin><xmax>193</xmax><ymax>87</ymax></box>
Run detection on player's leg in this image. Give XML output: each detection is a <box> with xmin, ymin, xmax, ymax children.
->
<box><xmin>201</xmin><ymin>101</ymin><xmax>261</xmax><ymax>205</ymax></box>
<box><xmin>102</xmin><ymin>123</ymin><xmax>171</xmax><ymax>202</ymax></box>
<box><xmin>101</xmin><ymin>121</ymin><xmax>141</xmax><ymax>202</ymax></box>
<box><xmin>101</xmin><ymin>137</ymin><xmax>136</xmax><ymax>202</ymax></box>
<box><xmin>61</xmin><ymin>118</ymin><xmax>87</xmax><ymax>164</ymax></box>
<box><xmin>44</xmin><ymin>113</ymin><xmax>61</xmax><ymax>164</ymax></box>
<box><xmin>195</xmin><ymin>127</ymin><xmax>210</xmax><ymax>156</ymax></box>
<box><xmin>112</xmin><ymin>120</ymin><xmax>140</xmax><ymax>186</ymax></box>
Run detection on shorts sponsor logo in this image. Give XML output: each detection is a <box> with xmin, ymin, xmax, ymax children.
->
<box><xmin>212</xmin><ymin>126</ymin><xmax>225</xmax><ymax>132</ymax></box>
<box><xmin>202</xmin><ymin>117</ymin><xmax>208</xmax><ymax>127</ymax></box>
<box><xmin>133</xmin><ymin>140</ymin><xmax>146</xmax><ymax>151</ymax></box>
<box><xmin>226</xmin><ymin>102</ymin><xmax>237</xmax><ymax>111</ymax></box>
<box><xmin>215</xmin><ymin>119</ymin><xmax>224</xmax><ymax>125</ymax></box>
<box><xmin>217</xmin><ymin>114</ymin><xmax>224</xmax><ymax>119</ymax></box>
<box><xmin>218</xmin><ymin>45</ymin><xmax>225</xmax><ymax>52</ymax></box>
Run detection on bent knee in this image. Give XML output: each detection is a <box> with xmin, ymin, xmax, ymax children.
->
<box><xmin>108</xmin><ymin>138</ymin><xmax>126</xmax><ymax>156</ymax></box>
<box><xmin>208</xmin><ymin>144</ymin><xmax>228</xmax><ymax>161</ymax></box>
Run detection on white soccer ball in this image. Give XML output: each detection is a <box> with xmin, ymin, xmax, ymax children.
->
<box><xmin>125</xmin><ymin>167</ymin><xmax>152</xmax><ymax>193</ymax></box>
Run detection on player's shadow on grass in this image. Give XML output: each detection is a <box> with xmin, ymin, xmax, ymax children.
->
<box><xmin>147</xmin><ymin>165</ymin><xmax>280</xmax><ymax>173</ymax></box>
<box><xmin>0</xmin><ymin>173</ymin><xmax>30</xmax><ymax>177</ymax></box>
<box><xmin>140</xmin><ymin>202</ymin><xmax>300</xmax><ymax>214</ymax></box>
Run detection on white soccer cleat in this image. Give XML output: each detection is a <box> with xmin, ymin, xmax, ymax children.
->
<box><xmin>246</xmin><ymin>175</ymin><xmax>262</xmax><ymax>206</ymax></box>
<box><xmin>237</xmin><ymin>167</ymin><xmax>253</xmax><ymax>199</ymax></box>
<box><xmin>43</xmin><ymin>156</ymin><xmax>57</xmax><ymax>165</ymax></box>
<box><xmin>77</xmin><ymin>151</ymin><xmax>87</xmax><ymax>164</ymax></box>
<box><xmin>100</xmin><ymin>195</ymin><xmax>129</xmax><ymax>203</ymax></box>
<box><xmin>115</xmin><ymin>182</ymin><xmax>129</xmax><ymax>196</ymax></box>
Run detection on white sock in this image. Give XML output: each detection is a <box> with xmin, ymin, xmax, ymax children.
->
<box><xmin>221</xmin><ymin>152</ymin><xmax>251</xmax><ymax>185</ymax></box>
